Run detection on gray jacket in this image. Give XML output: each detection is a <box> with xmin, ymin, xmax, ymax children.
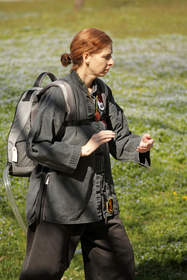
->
<box><xmin>26</xmin><ymin>70</ymin><xmax>150</xmax><ymax>225</ymax></box>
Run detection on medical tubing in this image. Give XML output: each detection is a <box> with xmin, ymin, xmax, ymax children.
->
<box><xmin>3</xmin><ymin>165</ymin><xmax>27</xmax><ymax>234</ymax></box>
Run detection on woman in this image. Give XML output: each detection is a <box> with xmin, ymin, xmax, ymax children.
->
<box><xmin>20</xmin><ymin>28</ymin><xmax>153</xmax><ymax>280</ymax></box>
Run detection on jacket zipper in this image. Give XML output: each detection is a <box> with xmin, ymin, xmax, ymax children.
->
<box><xmin>40</xmin><ymin>174</ymin><xmax>49</xmax><ymax>222</ymax></box>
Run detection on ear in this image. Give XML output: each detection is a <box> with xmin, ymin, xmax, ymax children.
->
<box><xmin>83</xmin><ymin>52</ymin><xmax>91</xmax><ymax>65</ymax></box>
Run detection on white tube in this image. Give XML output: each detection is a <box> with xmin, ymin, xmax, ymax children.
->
<box><xmin>3</xmin><ymin>166</ymin><xmax>27</xmax><ymax>234</ymax></box>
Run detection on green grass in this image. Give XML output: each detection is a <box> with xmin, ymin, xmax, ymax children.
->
<box><xmin>0</xmin><ymin>0</ymin><xmax>187</xmax><ymax>39</ymax></box>
<box><xmin>0</xmin><ymin>0</ymin><xmax>187</xmax><ymax>279</ymax></box>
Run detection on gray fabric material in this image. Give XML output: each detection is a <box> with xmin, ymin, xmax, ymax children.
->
<box><xmin>25</xmin><ymin>70</ymin><xmax>150</xmax><ymax>225</ymax></box>
<box><xmin>7</xmin><ymin>77</ymin><xmax>75</xmax><ymax>177</ymax></box>
<box><xmin>8</xmin><ymin>90</ymin><xmax>37</xmax><ymax>175</ymax></box>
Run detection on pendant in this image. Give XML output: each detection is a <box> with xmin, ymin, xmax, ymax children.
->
<box><xmin>95</xmin><ymin>111</ymin><xmax>101</xmax><ymax>121</ymax></box>
<box><xmin>97</xmin><ymin>100</ymin><xmax>104</xmax><ymax>111</ymax></box>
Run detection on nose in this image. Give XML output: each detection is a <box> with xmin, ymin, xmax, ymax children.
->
<box><xmin>109</xmin><ymin>57</ymin><xmax>114</xmax><ymax>66</ymax></box>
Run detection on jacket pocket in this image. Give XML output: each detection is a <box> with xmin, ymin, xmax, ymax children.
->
<box><xmin>26</xmin><ymin>171</ymin><xmax>49</xmax><ymax>225</ymax></box>
<box><xmin>26</xmin><ymin>176</ymin><xmax>42</xmax><ymax>225</ymax></box>
<box><xmin>39</xmin><ymin>173</ymin><xmax>51</xmax><ymax>221</ymax></box>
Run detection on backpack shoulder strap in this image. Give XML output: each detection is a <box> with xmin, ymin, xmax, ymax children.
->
<box><xmin>51</xmin><ymin>80</ymin><xmax>76</xmax><ymax>121</ymax></box>
<box><xmin>37</xmin><ymin>79</ymin><xmax>76</xmax><ymax>122</ymax></box>
<box><xmin>35</xmin><ymin>80</ymin><xmax>76</xmax><ymax>141</ymax></box>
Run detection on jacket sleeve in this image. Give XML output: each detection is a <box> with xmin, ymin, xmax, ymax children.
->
<box><xmin>26</xmin><ymin>86</ymin><xmax>81</xmax><ymax>174</ymax></box>
<box><xmin>106</xmin><ymin>87</ymin><xmax>150</xmax><ymax>167</ymax></box>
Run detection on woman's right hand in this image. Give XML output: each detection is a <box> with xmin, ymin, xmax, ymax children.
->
<box><xmin>81</xmin><ymin>130</ymin><xmax>115</xmax><ymax>157</ymax></box>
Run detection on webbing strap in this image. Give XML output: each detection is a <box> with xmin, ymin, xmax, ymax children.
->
<box><xmin>51</xmin><ymin>80</ymin><xmax>75</xmax><ymax>121</ymax></box>
<box><xmin>37</xmin><ymin>80</ymin><xmax>76</xmax><ymax>122</ymax></box>
<box><xmin>64</xmin><ymin>117</ymin><xmax>97</xmax><ymax>126</ymax></box>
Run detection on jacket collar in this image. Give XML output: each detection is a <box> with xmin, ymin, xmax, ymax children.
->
<box><xmin>70</xmin><ymin>70</ymin><xmax>98</xmax><ymax>96</ymax></box>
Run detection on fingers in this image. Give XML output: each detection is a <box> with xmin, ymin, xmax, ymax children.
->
<box><xmin>142</xmin><ymin>133</ymin><xmax>151</xmax><ymax>139</ymax></box>
<box><xmin>81</xmin><ymin>130</ymin><xmax>115</xmax><ymax>156</ymax></box>
<box><xmin>92</xmin><ymin>130</ymin><xmax>115</xmax><ymax>144</ymax></box>
<box><xmin>96</xmin><ymin>130</ymin><xmax>115</xmax><ymax>138</ymax></box>
<box><xmin>141</xmin><ymin>134</ymin><xmax>154</xmax><ymax>145</ymax></box>
<box><xmin>136</xmin><ymin>146</ymin><xmax>149</xmax><ymax>153</ymax></box>
<box><xmin>137</xmin><ymin>135</ymin><xmax>154</xmax><ymax>153</ymax></box>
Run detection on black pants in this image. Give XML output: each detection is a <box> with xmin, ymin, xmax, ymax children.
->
<box><xmin>19</xmin><ymin>216</ymin><xmax>135</xmax><ymax>280</ymax></box>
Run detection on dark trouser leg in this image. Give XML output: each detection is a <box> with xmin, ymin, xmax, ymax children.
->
<box><xmin>81</xmin><ymin>215</ymin><xmax>135</xmax><ymax>280</ymax></box>
<box><xmin>19</xmin><ymin>222</ymin><xmax>81</xmax><ymax>280</ymax></box>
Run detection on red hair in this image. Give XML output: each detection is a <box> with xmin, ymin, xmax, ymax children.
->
<box><xmin>61</xmin><ymin>28</ymin><xmax>112</xmax><ymax>70</ymax></box>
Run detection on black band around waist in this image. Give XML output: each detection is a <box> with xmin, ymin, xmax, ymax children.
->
<box><xmin>64</xmin><ymin>117</ymin><xmax>98</xmax><ymax>126</ymax></box>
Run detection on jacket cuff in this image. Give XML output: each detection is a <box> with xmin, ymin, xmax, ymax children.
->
<box><xmin>68</xmin><ymin>145</ymin><xmax>82</xmax><ymax>171</ymax></box>
<box><xmin>138</xmin><ymin>151</ymin><xmax>151</xmax><ymax>167</ymax></box>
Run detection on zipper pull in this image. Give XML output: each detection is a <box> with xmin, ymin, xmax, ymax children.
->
<box><xmin>45</xmin><ymin>175</ymin><xmax>50</xmax><ymax>185</ymax></box>
<box><xmin>12</xmin><ymin>146</ymin><xmax>18</xmax><ymax>162</ymax></box>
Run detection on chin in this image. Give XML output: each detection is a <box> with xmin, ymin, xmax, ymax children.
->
<box><xmin>98</xmin><ymin>72</ymin><xmax>107</xmax><ymax>77</ymax></box>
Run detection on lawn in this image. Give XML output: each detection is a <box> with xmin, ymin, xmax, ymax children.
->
<box><xmin>0</xmin><ymin>0</ymin><xmax>187</xmax><ymax>279</ymax></box>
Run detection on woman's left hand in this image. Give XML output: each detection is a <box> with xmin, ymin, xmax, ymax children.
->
<box><xmin>136</xmin><ymin>134</ymin><xmax>154</xmax><ymax>153</ymax></box>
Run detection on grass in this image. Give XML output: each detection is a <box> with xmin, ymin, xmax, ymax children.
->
<box><xmin>0</xmin><ymin>0</ymin><xmax>187</xmax><ymax>39</ymax></box>
<box><xmin>0</xmin><ymin>0</ymin><xmax>187</xmax><ymax>279</ymax></box>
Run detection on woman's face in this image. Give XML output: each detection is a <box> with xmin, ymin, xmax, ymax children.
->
<box><xmin>85</xmin><ymin>44</ymin><xmax>114</xmax><ymax>78</ymax></box>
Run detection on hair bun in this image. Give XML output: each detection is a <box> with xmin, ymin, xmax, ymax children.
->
<box><xmin>61</xmin><ymin>53</ymin><xmax>72</xmax><ymax>67</ymax></box>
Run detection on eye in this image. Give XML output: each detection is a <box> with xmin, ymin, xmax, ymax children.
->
<box><xmin>104</xmin><ymin>54</ymin><xmax>112</xmax><ymax>60</ymax></box>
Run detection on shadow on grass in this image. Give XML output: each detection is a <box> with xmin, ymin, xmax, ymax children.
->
<box><xmin>136</xmin><ymin>257</ymin><xmax>187</xmax><ymax>280</ymax></box>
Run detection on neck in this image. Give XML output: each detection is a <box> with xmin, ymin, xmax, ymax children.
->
<box><xmin>76</xmin><ymin>67</ymin><xmax>95</xmax><ymax>89</ymax></box>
